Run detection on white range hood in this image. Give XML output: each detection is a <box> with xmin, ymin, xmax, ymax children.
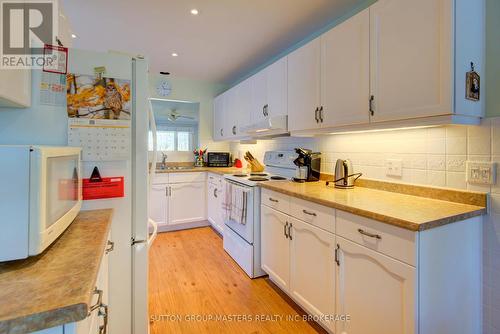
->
<box><xmin>241</xmin><ymin>115</ymin><xmax>289</xmax><ymax>138</ymax></box>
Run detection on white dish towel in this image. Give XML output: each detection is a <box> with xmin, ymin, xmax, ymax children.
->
<box><xmin>222</xmin><ymin>181</ymin><xmax>233</xmax><ymax>221</ymax></box>
<box><xmin>230</xmin><ymin>185</ymin><xmax>249</xmax><ymax>225</ymax></box>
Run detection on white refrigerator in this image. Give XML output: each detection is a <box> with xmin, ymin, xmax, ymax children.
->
<box><xmin>67</xmin><ymin>49</ymin><xmax>151</xmax><ymax>334</ymax></box>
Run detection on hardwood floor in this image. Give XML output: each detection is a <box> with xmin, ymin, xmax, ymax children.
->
<box><xmin>149</xmin><ymin>227</ymin><xmax>325</xmax><ymax>334</ymax></box>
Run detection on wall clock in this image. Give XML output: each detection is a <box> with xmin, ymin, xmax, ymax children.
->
<box><xmin>156</xmin><ymin>80</ymin><xmax>172</xmax><ymax>97</ymax></box>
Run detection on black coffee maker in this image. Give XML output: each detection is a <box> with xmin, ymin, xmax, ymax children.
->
<box><xmin>293</xmin><ymin>148</ymin><xmax>321</xmax><ymax>182</ymax></box>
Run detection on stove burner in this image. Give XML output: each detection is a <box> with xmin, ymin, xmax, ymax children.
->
<box><xmin>270</xmin><ymin>176</ymin><xmax>287</xmax><ymax>180</ymax></box>
<box><xmin>248</xmin><ymin>177</ymin><xmax>269</xmax><ymax>181</ymax></box>
<box><xmin>250</xmin><ymin>173</ymin><xmax>268</xmax><ymax>176</ymax></box>
<box><xmin>232</xmin><ymin>174</ymin><xmax>248</xmax><ymax>177</ymax></box>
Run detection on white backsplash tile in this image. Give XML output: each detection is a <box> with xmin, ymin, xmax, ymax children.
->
<box><xmin>427</xmin><ymin>155</ymin><xmax>446</xmax><ymax>171</ymax></box>
<box><xmin>446</xmin><ymin>155</ymin><xmax>467</xmax><ymax>172</ymax></box>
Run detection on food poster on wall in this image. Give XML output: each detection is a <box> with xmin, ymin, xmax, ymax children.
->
<box><xmin>66</xmin><ymin>74</ymin><xmax>131</xmax><ymax>120</ymax></box>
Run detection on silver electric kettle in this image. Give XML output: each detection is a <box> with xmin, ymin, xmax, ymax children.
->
<box><xmin>333</xmin><ymin>159</ymin><xmax>362</xmax><ymax>189</ymax></box>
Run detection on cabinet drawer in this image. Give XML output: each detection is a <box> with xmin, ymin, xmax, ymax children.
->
<box><xmin>336</xmin><ymin>211</ymin><xmax>416</xmax><ymax>266</ymax></box>
<box><xmin>169</xmin><ymin>172</ymin><xmax>206</xmax><ymax>183</ymax></box>
<box><xmin>152</xmin><ymin>173</ymin><xmax>169</xmax><ymax>184</ymax></box>
<box><xmin>261</xmin><ymin>189</ymin><xmax>290</xmax><ymax>213</ymax></box>
<box><xmin>290</xmin><ymin>197</ymin><xmax>335</xmax><ymax>234</ymax></box>
<box><xmin>207</xmin><ymin>173</ymin><xmax>222</xmax><ymax>186</ymax></box>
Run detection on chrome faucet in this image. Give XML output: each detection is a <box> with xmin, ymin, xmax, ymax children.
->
<box><xmin>161</xmin><ymin>152</ymin><xmax>168</xmax><ymax>169</ymax></box>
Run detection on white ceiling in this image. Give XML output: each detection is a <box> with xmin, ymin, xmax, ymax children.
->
<box><xmin>62</xmin><ymin>0</ymin><xmax>364</xmax><ymax>84</ymax></box>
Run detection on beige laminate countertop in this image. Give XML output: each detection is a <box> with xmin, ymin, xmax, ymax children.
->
<box><xmin>155</xmin><ymin>167</ymin><xmax>245</xmax><ymax>175</ymax></box>
<box><xmin>259</xmin><ymin>181</ymin><xmax>486</xmax><ymax>231</ymax></box>
<box><xmin>0</xmin><ymin>209</ymin><xmax>113</xmax><ymax>334</ymax></box>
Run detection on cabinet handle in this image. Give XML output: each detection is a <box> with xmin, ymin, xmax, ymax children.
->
<box><xmin>288</xmin><ymin>223</ymin><xmax>293</xmax><ymax>240</ymax></box>
<box><xmin>220</xmin><ymin>128</ymin><xmax>223</xmax><ymax>136</ymax></box>
<box><xmin>89</xmin><ymin>288</ymin><xmax>103</xmax><ymax>314</ymax></box>
<box><xmin>105</xmin><ymin>240</ymin><xmax>114</xmax><ymax>254</ymax></box>
<box><xmin>314</xmin><ymin>107</ymin><xmax>319</xmax><ymax>123</ymax></box>
<box><xmin>302</xmin><ymin>209</ymin><xmax>317</xmax><ymax>217</ymax></box>
<box><xmin>165</xmin><ymin>187</ymin><xmax>168</xmax><ymax>197</ymax></box>
<box><xmin>98</xmin><ymin>304</ymin><xmax>109</xmax><ymax>334</ymax></box>
<box><xmin>369</xmin><ymin>95</ymin><xmax>375</xmax><ymax>116</ymax></box>
<box><xmin>232</xmin><ymin>125</ymin><xmax>237</xmax><ymax>135</ymax></box>
<box><xmin>284</xmin><ymin>222</ymin><xmax>289</xmax><ymax>239</ymax></box>
<box><xmin>319</xmin><ymin>106</ymin><xmax>324</xmax><ymax>123</ymax></box>
<box><xmin>358</xmin><ymin>228</ymin><xmax>381</xmax><ymax>240</ymax></box>
<box><xmin>335</xmin><ymin>244</ymin><xmax>340</xmax><ymax>266</ymax></box>
<box><xmin>263</xmin><ymin>104</ymin><xmax>269</xmax><ymax>117</ymax></box>
<box><xmin>269</xmin><ymin>197</ymin><xmax>279</xmax><ymax>203</ymax></box>
<box><xmin>214</xmin><ymin>188</ymin><xmax>218</xmax><ymax>198</ymax></box>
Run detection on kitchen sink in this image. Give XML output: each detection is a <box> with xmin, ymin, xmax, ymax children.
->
<box><xmin>157</xmin><ymin>166</ymin><xmax>194</xmax><ymax>171</ymax></box>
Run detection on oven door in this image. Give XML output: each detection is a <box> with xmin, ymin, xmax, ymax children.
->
<box><xmin>224</xmin><ymin>180</ymin><xmax>254</xmax><ymax>244</ymax></box>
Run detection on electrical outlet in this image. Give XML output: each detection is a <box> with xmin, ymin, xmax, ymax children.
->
<box><xmin>386</xmin><ymin>159</ymin><xmax>403</xmax><ymax>177</ymax></box>
<box><xmin>466</xmin><ymin>161</ymin><xmax>497</xmax><ymax>185</ymax></box>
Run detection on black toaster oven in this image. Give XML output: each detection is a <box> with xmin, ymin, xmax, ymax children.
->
<box><xmin>206</xmin><ymin>152</ymin><xmax>231</xmax><ymax>167</ymax></box>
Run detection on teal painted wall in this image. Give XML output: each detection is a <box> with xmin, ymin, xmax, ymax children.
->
<box><xmin>486</xmin><ymin>0</ymin><xmax>500</xmax><ymax>117</ymax></box>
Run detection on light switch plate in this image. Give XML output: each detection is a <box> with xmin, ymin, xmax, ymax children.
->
<box><xmin>466</xmin><ymin>161</ymin><xmax>496</xmax><ymax>185</ymax></box>
<box><xmin>386</xmin><ymin>159</ymin><xmax>403</xmax><ymax>177</ymax></box>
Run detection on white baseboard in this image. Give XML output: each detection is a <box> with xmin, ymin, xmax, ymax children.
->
<box><xmin>157</xmin><ymin>220</ymin><xmax>210</xmax><ymax>233</ymax></box>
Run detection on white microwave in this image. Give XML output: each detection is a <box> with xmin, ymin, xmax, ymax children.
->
<box><xmin>0</xmin><ymin>146</ymin><xmax>82</xmax><ymax>261</ymax></box>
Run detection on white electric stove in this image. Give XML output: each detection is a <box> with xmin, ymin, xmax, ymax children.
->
<box><xmin>222</xmin><ymin>151</ymin><xmax>297</xmax><ymax>278</ymax></box>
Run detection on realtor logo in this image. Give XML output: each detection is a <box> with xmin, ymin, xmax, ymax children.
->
<box><xmin>1</xmin><ymin>0</ymin><xmax>58</xmax><ymax>68</ymax></box>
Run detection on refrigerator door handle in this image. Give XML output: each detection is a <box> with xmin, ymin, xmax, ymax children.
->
<box><xmin>147</xmin><ymin>218</ymin><xmax>158</xmax><ymax>247</ymax></box>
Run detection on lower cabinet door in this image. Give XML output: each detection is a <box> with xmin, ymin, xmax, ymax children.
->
<box><xmin>260</xmin><ymin>205</ymin><xmax>290</xmax><ymax>291</ymax></box>
<box><xmin>215</xmin><ymin>185</ymin><xmax>225</xmax><ymax>232</ymax></box>
<box><xmin>207</xmin><ymin>182</ymin><xmax>217</xmax><ymax>226</ymax></box>
<box><xmin>289</xmin><ymin>217</ymin><xmax>336</xmax><ymax>332</ymax></box>
<box><xmin>168</xmin><ymin>182</ymin><xmax>206</xmax><ymax>225</ymax></box>
<box><xmin>336</xmin><ymin>236</ymin><xmax>415</xmax><ymax>334</ymax></box>
<box><xmin>149</xmin><ymin>184</ymin><xmax>168</xmax><ymax>226</ymax></box>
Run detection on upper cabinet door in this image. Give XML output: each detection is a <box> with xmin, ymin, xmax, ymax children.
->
<box><xmin>336</xmin><ymin>236</ymin><xmax>415</xmax><ymax>334</ymax></box>
<box><xmin>320</xmin><ymin>8</ymin><xmax>370</xmax><ymax>128</ymax></box>
<box><xmin>223</xmin><ymin>87</ymin><xmax>238</xmax><ymax>139</ymax></box>
<box><xmin>235</xmin><ymin>78</ymin><xmax>252</xmax><ymax>136</ymax></box>
<box><xmin>288</xmin><ymin>38</ymin><xmax>321</xmax><ymax>132</ymax></box>
<box><xmin>213</xmin><ymin>94</ymin><xmax>225</xmax><ymax>141</ymax></box>
<box><xmin>370</xmin><ymin>0</ymin><xmax>452</xmax><ymax>122</ymax></box>
<box><xmin>266</xmin><ymin>57</ymin><xmax>287</xmax><ymax>118</ymax></box>
<box><xmin>251</xmin><ymin>71</ymin><xmax>267</xmax><ymax>124</ymax></box>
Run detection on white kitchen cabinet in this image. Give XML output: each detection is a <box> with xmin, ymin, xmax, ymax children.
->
<box><xmin>213</xmin><ymin>94</ymin><xmax>225</xmax><ymax>140</ymax></box>
<box><xmin>261</xmin><ymin>189</ymin><xmax>481</xmax><ymax>334</ymax></box>
<box><xmin>149</xmin><ymin>184</ymin><xmax>168</xmax><ymax>227</ymax></box>
<box><xmin>251</xmin><ymin>57</ymin><xmax>287</xmax><ymax>124</ymax></box>
<box><xmin>369</xmin><ymin>0</ymin><xmax>452</xmax><ymax>123</ymax></box>
<box><xmin>320</xmin><ymin>8</ymin><xmax>370</xmax><ymax>128</ymax></box>
<box><xmin>169</xmin><ymin>181</ymin><xmax>206</xmax><ymax>225</ymax></box>
<box><xmin>149</xmin><ymin>173</ymin><xmax>207</xmax><ymax>230</ymax></box>
<box><xmin>218</xmin><ymin>80</ymin><xmax>252</xmax><ymax>140</ymax></box>
<box><xmin>260</xmin><ymin>205</ymin><xmax>290</xmax><ymax>292</ymax></box>
<box><xmin>335</xmin><ymin>236</ymin><xmax>415</xmax><ymax>334</ymax></box>
<box><xmin>33</xmin><ymin>236</ymin><xmax>111</xmax><ymax>334</ymax></box>
<box><xmin>207</xmin><ymin>178</ymin><xmax>224</xmax><ymax>233</ymax></box>
<box><xmin>287</xmin><ymin>37</ymin><xmax>321</xmax><ymax>132</ymax></box>
<box><xmin>0</xmin><ymin>69</ymin><xmax>31</xmax><ymax>108</ymax></box>
<box><xmin>288</xmin><ymin>217</ymin><xmax>336</xmax><ymax>332</ymax></box>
